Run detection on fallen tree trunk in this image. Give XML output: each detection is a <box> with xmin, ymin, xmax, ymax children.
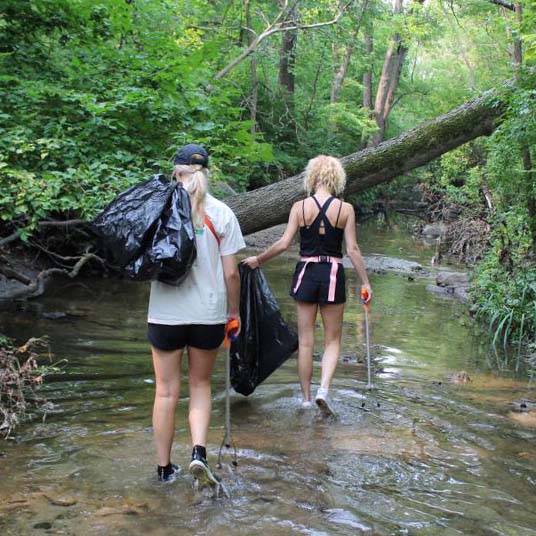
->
<box><xmin>228</xmin><ymin>79</ymin><xmax>517</xmax><ymax>235</ymax></box>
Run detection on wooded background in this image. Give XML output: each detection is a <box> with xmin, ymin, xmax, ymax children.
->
<box><xmin>0</xmin><ymin>0</ymin><xmax>535</xmax><ymax>351</ymax></box>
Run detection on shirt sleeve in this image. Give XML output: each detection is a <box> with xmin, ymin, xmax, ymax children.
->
<box><xmin>220</xmin><ymin>209</ymin><xmax>246</xmax><ymax>256</ymax></box>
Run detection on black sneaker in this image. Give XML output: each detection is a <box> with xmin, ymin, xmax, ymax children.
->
<box><xmin>188</xmin><ymin>445</ymin><xmax>219</xmax><ymax>488</ymax></box>
<box><xmin>157</xmin><ymin>463</ymin><xmax>180</xmax><ymax>482</ymax></box>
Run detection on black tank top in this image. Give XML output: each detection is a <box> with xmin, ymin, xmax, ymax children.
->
<box><xmin>299</xmin><ymin>196</ymin><xmax>344</xmax><ymax>258</ymax></box>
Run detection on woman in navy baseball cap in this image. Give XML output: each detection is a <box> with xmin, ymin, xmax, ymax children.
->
<box><xmin>147</xmin><ymin>143</ymin><xmax>246</xmax><ymax>487</ymax></box>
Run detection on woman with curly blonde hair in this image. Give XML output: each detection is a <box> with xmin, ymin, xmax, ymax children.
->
<box><xmin>243</xmin><ymin>155</ymin><xmax>371</xmax><ymax>416</ymax></box>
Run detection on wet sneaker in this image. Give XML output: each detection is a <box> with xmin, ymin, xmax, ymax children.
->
<box><xmin>189</xmin><ymin>445</ymin><xmax>219</xmax><ymax>488</ymax></box>
<box><xmin>315</xmin><ymin>388</ymin><xmax>336</xmax><ymax>417</ymax></box>
<box><xmin>301</xmin><ymin>400</ymin><xmax>314</xmax><ymax>409</ymax></box>
<box><xmin>157</xmin><ymin>463</ymin><xmax>180</xmax><ymax>482</ymax></box>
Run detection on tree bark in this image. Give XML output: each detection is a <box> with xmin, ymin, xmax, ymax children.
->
<box><xmin>227</xmin><ymin>79</ymin><xmax>517</xmax><ymax>234</ymax></box>
<box><xmin>277</xmin><ymin>1</ymin><xmax>298</xmax><ymax>141</ymax></box>
<box><xmin>330</xmin><ymin>44</ymin><xmax>353</xmax><ymax>104</ymax></box>
<box><xmin>330</xmin><ymin>0</ymin><xmax>370</xmax><ymax>105</ymax></box>
<box><xmin>383</xmin><ymin>42</ymin><xmax>407</xmax><ymax>121</ymax></box>
<box><xmin>245</xmin><ymin>0</ymin><xmax>258</xmax><ymax>134</ymax></box>
<box><xmin>279</xmin><ymin>30</ymin><xmax>297</xmax><ymax>96</ymax></box>
<box><xmin>362</xmin><ymin>32</ymin><xmax>373</xmax><ymax>109</ymax></box>
<box><xmin>370</xmin><ymin>0</ymin><xmax>405</xmax><ymax>145</ymax></box>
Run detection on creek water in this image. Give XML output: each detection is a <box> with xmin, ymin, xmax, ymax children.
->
<box><xmin>1</xmin><ymin>223</ymin><xmax>535</xmax><ymax>535</ymax></box>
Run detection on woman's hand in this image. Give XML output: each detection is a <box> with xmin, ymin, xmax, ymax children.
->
<box><xmin>360</xmin><ymin>284</ymin><xmax>372</xmax><ymax>305</ymax></box>
<box><xmin>226</xmin><ymin>313</ymin><xmax>241</xmax><ymax>337</ymax></box>
<box><xmin>242</xmin><ymin>256</ymin><xmax>260</xmax><ymax>269</ymax></box>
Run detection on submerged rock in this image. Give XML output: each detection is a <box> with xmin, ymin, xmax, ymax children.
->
<box><xmin>345</xmin><ymin>255</ymin><xmax>431</xmax><ymax>277</ymax></box>
<box><xmin>447</xmin><ymin>371</ymin><xmax>472</xmax><ymax>384</ymax></box>
<box><xmin>41</xmin><ymin>311</ymin><xmax>68</xmax><ymax>320</ymax></box>
<box><xmin>422</xmin><ymin>222</ymin><xmax>448</xmax><ymax>238</ymax></box>
<box><xmin>426</xmin><ymin>270</ymin><xmax>470</xmax><ymax>303</ymax></box>
<box><xmin>436</xmin><ymin>271</ymin><xmax>470</xmax><ymax>287</ymax></box>
<box><xmin>44</xmin><ymin>494</ymin><xmax>77</xmax><ymax>506</ymax></box>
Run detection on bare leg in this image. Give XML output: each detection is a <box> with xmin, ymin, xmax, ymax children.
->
<box><xmin>187</xmin><ymin>346</ymin><xmax>219</xmax><ymax>447</ymax></box>
<box><xmin>318</xmin><ymin>303</ymin><xmax>344</xmax><ymax>390</ymax></box>
<box><xmin>296</xmin><ymin>301</ymin><xmax>318</xmax><ymax>401</ymax></box>
<box><xmin>152</xmin><ymin>346</ymin><xmax>183</xmax><ymax>466</ymax></box>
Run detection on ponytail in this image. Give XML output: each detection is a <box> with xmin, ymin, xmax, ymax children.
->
<box><xmin>173</xmin><ymin>164</ymin><xmax>208</xmax><ymax>228</ymax></box>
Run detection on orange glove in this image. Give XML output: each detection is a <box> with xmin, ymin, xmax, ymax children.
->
<box><xmin>224</xmin><ymin>318</ymin><xmax>240</xmax><ymax>348</ymax></box>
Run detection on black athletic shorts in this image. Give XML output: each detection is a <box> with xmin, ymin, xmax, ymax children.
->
<box><xmin>289</xmin><ymin>261</ymin><xmax>346</xmax><ymax>304</ymax></box>
<box><xmin>147</xmin><ymin>323</ymin><xmax>226</xmax><ymax>351</ymax></box>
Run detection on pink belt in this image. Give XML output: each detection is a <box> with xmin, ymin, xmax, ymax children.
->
<box><xmin>293</xmin><ymin>256</ymin><xmax>343</xmax><ymax>302</ymax></box>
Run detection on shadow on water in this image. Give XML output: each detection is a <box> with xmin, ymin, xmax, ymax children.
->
<box><xmin>1</xmin><ymin>223</ymin><xmax>535</xmax><ymax>535</ymax></box>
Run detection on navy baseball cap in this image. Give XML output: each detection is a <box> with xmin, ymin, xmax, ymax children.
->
<box><xmin>174</xmin><ymin>144</ymin><xmax>209</xmax><ymax>167</ymax></box>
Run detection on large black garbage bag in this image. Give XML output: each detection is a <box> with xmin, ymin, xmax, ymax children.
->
<box><xmin>92</xmin><ymin>174</ymin><xmax>173</xmax><ymax>267</ymax></box>
<box><xmin>92</xmin><ymin>174</ymin><xmax>196</xmax><ymax>285</ymax></box>
<box><xmin>124</xmin><ymin>184</ymin><xmax>197</xmax><ymax>285</ymax></box>
<box><xmin>230</xmin><ymin>265</ymin><xmax>298</xmax><ymax>396</ymax></box>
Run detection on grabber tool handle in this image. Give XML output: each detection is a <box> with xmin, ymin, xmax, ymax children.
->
<box><xmin>224</xmin><ymin>318</ymin><xmax>240</xmax><ymax>348</ymax></box>
<box><xmin>361</xmin><ymin>288</ymin><xmax>371</xmax><ymax>310</ymax></box>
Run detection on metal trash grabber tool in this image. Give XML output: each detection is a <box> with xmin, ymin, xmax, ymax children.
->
<box><xmin>361</xmin><ymin>288</ymin><xmax>373</xmax><ymax>390</ymax></box>
<box><xmin>360</xmin><ymin>288</ymin><xmax>380</xmax><ymax>410</ymax></box>
<box><xmin>217</xmin><ymin>318</ymin><xmax>240</xmax><ymax>469</ymax></box>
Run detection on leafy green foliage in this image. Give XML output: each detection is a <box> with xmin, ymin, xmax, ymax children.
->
<box><xmin>0</xmin><ymin>0</ymin><xmax>534</xmax><ymax>357</ymax></box>
<box><xmin>471</xmin><ymin>209</ymin><xmax>536</xmax><ymax>352</ymax></box>
<box><xmin>467</xmin><ymin>72</ymin><xmax>536</xmax><ymax>349</ymax></box>
<box><xmin>0</xmin><ymin>0</ymin><xmax>271</xmax><ymax>235</ymax></box>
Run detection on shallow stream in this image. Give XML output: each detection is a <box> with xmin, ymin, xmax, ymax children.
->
<box><xmin>1</xmin><ymin>223</ymin><xmax>535</xmax><ymax>535</ymax></box>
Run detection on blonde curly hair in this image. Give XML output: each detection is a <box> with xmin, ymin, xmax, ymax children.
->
<box><xmin>303</xmin><ymin>155</ymin><xmax>346</xmax><ymax>196</ymax></box>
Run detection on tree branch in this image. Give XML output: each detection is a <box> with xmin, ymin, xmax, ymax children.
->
<box><xmin>0</xmin><ymin>253</ymin><xmax>104</xmax><ymax>301</ymax></box>
<box><xmin>213</xmin><ymin>0</ymin><xmax>355</xmax><ymax>81</ymax></box>
<box><xmin>488</xmin><ymin>0</ymin><xmax>515</xmax><ymax>11</ymax></box>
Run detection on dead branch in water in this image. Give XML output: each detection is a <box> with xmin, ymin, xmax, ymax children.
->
<box><xmin>445</xmin><ymin>217</ymin><xmax>491</xmax><ymax>265</ymax></box>
<box><xmin>0</xmin><ymin>253</ymin><xmax>105</xmax><ymax>300</ymax></box>
<box><xmin>0</xmin><ymin>337</ymin><xmax>51</xmax><ymax>439</ymax></box>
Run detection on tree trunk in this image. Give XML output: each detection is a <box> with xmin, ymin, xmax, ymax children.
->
<box><xmin>245</xmin><ymin>0</ymin><xmax>258</xmax><ymax>134</ymax></box>
<box><xmin>331</xmin><ymin>44</ymin><xmax>353</xmax><ymax>104</ymax></box>
<box><xmin>383</xmin><ymin>43</ymin><xmax>407</xmax><ymax>122</ymax></box>
<box><xmin>227</xmin><ymin>79</ymin><xmax>517</xmax><ymax>234</ymax></box>
<box><xmin>277</xmin><ymin>1</ymin><xmax>297</xmax><ymax>142</ymax></box>
<box><xmin>279</xmin><ymin>30</ymin><xmax>297</xmax><ymax>96</ymax></box>
<box><xmin>371</xmin><ymin>0</ymin><xmax>405</xmax><ymax>145</ymax></box>
<box><xmin>370</xmin><ymin>0</ymin><xmax>428</xmax><ymax>145</ymax></box>
<box><xmin>278</xmin><ymin>1</ymin><xmax>297</xmax><ymax>98</ymax></box>
<box><xmin>362</xmin><ymin>32</ymin><xmax>373</xmax><ymax>109</ymax></box>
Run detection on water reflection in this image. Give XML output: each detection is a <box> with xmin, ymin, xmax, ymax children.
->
<box><xmin>1</xmin><ymin>224</ymin><xmax>535</xmax><ymax>535</ymax></box>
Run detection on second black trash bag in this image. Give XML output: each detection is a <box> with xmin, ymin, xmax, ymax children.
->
<box><xmin>230</xmin><ymin>265</ymin><xmax>298</xmax><ymax>396</ymax></box>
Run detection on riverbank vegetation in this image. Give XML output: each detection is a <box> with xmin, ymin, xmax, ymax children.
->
<box><xmin>0</xmin><ymin>1</ymin><xmax>535</xmax><ymax>357</ymax></box>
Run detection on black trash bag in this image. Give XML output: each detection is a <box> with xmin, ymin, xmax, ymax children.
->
<box><xmin>124</xmin><ymin>184</ymin><xmax>197</xmax><ymax>285</ymax></box>
<box><xmin>92</xmin><ymin>174</ymin><xmax>174</xmax><ymax>267</ymax></box>
<box><xmin>92</xmin><ymin>174</ymin><xmax>196</xmax><ymax>285</ymax></box>
<box><xmin>230</xmin><ymin>265</ymin><xmax>298</xmax><ymax>396</ymax></box>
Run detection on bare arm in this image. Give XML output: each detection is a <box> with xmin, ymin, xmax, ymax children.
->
<box><xmin>222</xmin><ymin>254</ymin><xmax>240</xmax><ymax>325</ymax></box>
<box><xmin>243</xmin><ymin>203</ymin><xmax>300</xmax><ymax>268</ymax></box>
<box><xmin>344</xmin><ymin>204</ymin><xmax>372</xmax><ymax>298</ymax></box>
